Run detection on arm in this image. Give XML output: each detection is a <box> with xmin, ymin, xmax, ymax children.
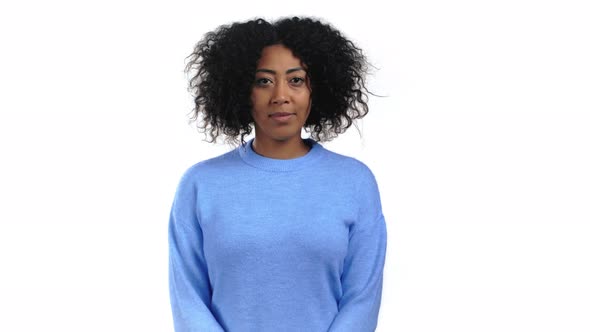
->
<box><xmin>168</xmin><ymin>170</ymin><xmax>225</xmax><ymax>332</ymax></box>
<box><xmin>328</xmin><ymin>169</ymin><xmax>387</xmax><ymax>332</ymax></box>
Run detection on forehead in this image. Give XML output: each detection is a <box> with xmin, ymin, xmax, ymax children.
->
<box><xmin>256</xmin><ymin>44</ymin><xmax>304</xmax><ymax>69</ymax></box>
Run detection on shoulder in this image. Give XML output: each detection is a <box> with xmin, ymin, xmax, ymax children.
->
<box><xmin>176</xmin><ymin>148</ymin><xmax>241</xmax><ymax>187</ymax></box>
<box><xmin>317</xmin><ymin>146</ymin><xmax>384</xmax><ymax>223</ymax></box>
<box><xmin>318</xmin><ymin>145</ymin><xmax>377</xmax><ymax>182</ymax></box>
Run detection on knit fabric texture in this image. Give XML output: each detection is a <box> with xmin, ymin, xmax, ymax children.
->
<box><xmin>169</xmin><ymin>138</ymin><xmax>387</xmax><ymax>332</ymax></box>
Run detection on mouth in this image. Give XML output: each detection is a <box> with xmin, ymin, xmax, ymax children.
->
<box><xmin>269</xmin><ymin>112</ymin><xmax>295</xmax><ymax>117</ymax></box>
<box><xmin>269</xmin><ymin>112</ymin><xmax>295</xmax><ymax>123</ymax></box>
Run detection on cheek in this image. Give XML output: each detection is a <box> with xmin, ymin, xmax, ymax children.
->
<box><xmin>249</xmin><ymin>91</ymin><xmax>256</xmax><ymax>106</ymax></box>
<box><xmin>300</xmin><ymin>94</ymin><xmax>312</xmax><ymax>109</ymax></box>
<box><xmin>249</xmin><ymin>93</ymin><xmax>259</xmax><ymax>113</ymax></box>
<box><xmin>250</xmin><ymin>90</ymin><xmax>266</xmax><ymax>110</ymax></box>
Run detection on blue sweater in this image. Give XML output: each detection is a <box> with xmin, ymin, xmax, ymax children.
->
<box><xmin>168</xmin><ymin>138</ymin><xmax>387</xmax><ymax>332</ymax></box>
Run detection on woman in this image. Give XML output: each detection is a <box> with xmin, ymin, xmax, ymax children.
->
<box><xmin>168</xmin><ymin>17</ymin><xmax>387</xmax><ymax>332</ymax></box>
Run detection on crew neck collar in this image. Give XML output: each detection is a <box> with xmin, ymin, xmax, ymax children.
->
<box><xmin>238</xmin><ymin>138</ymin><xmax>324</xmax><ymax>172</ymax></box>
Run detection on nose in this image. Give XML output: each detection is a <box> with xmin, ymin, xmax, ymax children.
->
<box><xmin>271</xmin><ymin>80</ymin><xmax>289</xmax><ymax>105</ymax></box>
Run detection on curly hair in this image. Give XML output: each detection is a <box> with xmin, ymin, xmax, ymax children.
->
<box><xmin>185</xmin><ymin>16</ymin><xmax>371</xmax><ymax>146</ymax></box>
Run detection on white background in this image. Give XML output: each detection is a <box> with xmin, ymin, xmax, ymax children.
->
<box><xmin>1</xmin><ymin>0</ymin><xmax>589</xmax><ymax>331</ymax></box>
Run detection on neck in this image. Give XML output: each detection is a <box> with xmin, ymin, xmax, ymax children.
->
<box><xmin>252</xmin><ymin>137</ymin><xmax>310</xmax><ymax>160</ymax></box>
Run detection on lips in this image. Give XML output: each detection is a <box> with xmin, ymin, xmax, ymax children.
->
<box><xmin>269</xmin><ymin>112</ymin><xmax>295</xmax><ymax>123</ymax></box>
<box><xmin>269</xmin><ymin>112</ymin><xmax>295</xmax><ymax>117</ymax></box>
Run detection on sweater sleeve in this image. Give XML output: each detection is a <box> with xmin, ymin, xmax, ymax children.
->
<box><xmin>328</xmin><ymin>168</ymin><xmax>387</xmax><ymax>332</ymax></box>
<box><xmin>168</xmin><ymin>170</ymin><xmax>225</xmax><ymax>332</ymax></box>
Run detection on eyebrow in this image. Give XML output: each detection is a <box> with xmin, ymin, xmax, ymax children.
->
<box><xmin>255</xmin><ymin>67</ymin><xmax>306</xmax><ymax>74</ymax></box>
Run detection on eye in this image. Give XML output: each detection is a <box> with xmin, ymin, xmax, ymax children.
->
<box><xmin>289</xmin><ymin>77</ymin><xmax>306</xmax><ymax>85</ymax></box>
<box><xmin>255</xmin><ymin>77</ymin><xmax>273</xmax><ymax>86</ymax></box>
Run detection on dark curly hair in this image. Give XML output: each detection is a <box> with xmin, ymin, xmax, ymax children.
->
<box><xmin>185</xmin><ymin>16</ymin><xmax>371</xmax><ymax>146</ymax></box>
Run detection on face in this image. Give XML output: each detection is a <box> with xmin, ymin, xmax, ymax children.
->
<box><xmin>250</xmin><ymin>44</ymin><xmax>311</xmax><ymax>144</ymax></box>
